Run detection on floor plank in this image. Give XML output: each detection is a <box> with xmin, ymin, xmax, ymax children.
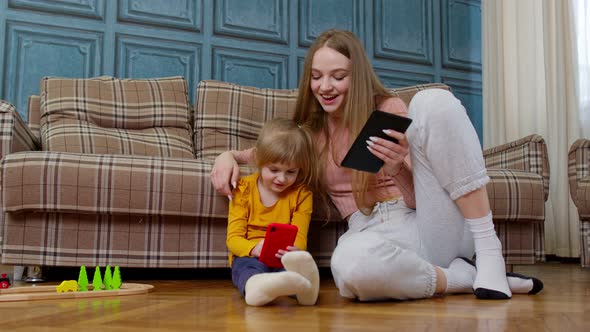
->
<box><xmin>0</xmin><ymin>263</ymin><xmax>588</xmax><ymax>331</ymax></box>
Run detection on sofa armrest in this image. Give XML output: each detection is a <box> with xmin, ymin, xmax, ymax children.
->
<box><xmin>483</xmin><ymin>134</ymin><xmax>549</xmax><ymax>201</ymax></box>
<box><xmin>568</xmin><ymin>139</ymin><xmax>590</xmax><ymax>214</ymax></box>
<box><xmin>0</xmin><ymin>100</ymin><xmax>40</xmax><ymax>158</ymax></box>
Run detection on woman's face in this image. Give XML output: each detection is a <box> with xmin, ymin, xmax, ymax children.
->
<box><xmin>310</xmin><ymin>46</ymin><xmax>351</xmax><ymax>116</ymax></box>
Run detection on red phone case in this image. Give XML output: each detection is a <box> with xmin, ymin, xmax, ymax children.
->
<box><xmin>258</xmin><ymin>223</ymin><xmax>298</xmax><ymax>268</ymax></box>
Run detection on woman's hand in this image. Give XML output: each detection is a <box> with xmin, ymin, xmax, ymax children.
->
<box><xmin>276</xmin><ymin>245</ymin><xmax>300</xmax><ymax>259</ymax></box>
<box><xmin>366</xmin><ymin>129</ymin><xmax>409</xmax><ymax>176</ymax></box>
<box><xmin>210</xmin><ymin>151</ymin><xmax>240</xmax><ymax>199</ymax></box>
<box><xmin>250</xmin><ymin>240</ymin><xmax>264</xmax><ymax>257</ymax></box>
<box><xmin>371</xmin><ymin>96</ymin><xmax>410</xmax><ymax>176</ymax></box>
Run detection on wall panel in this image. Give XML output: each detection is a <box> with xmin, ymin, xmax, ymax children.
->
<box><xmin>118</xmin><ymin>0</ymin><xmax>202</xmax><ymax>31</ymax></box>
<box><xmin>9</xmin><ymin>0</ymin><xmax>105</xmax><ymax>20</ymax></box>
<box><xmin>298</xmin><ymin>0</ymin><xmax>362</xmax><ymax>47</ymax></box>
<box><xmin>377</xmin><ymin>68</ymin><xmax>434</xmax><ymax>89</ymax></box>
<box><xmin>4</xmin><ymin>21</ymin><xmax>102</xmax><ymax>118</ymax></box>
<box><xmin>116</xmin><ymin>34</ymin><xmax>201</xmax><ymax>89</ymax></box>
<box><xmin>374</xmin><ymin>0</ymin><xmax>433</xmax><ymax>65</ymax></box>
<box><xmin>214</xmin><ymin>0</ymin><xmax>288</xmax><ymax>44</ymax></box>
<box><xmin>212</xmin><ymin>46</ymin><xmax>288</xmax><ymax>88</ymax></box>
<box><xmin>442</xmin><ymin>0</ymin><xmax>482</xmax><ymax>71</ymax></box>
<box><xmin>0</xmin><ymin>0</ymin><xmax>482</xmax><ymax>138</ymax></box>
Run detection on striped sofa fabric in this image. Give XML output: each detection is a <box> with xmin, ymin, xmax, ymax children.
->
<box><xmin>484</xmin><ymin>135</ymin><xmax>549</xmax><ymax>264</ymax></box>
<box><xmin>193</xmin><ymin>80</ymin><xmax>298</xmax><ymax>160</ymax></box>
<box><xmin>569</xmin><ymin>139</ymin><xmax>590</xmax><ymax>267</ymax></box>
<box><xmin>0</xmin><ymin>78</ymin><xmax>548</xmax><ymax>268</ymax></box>
<box><xmin>40</xmin><ymin>76</ymin><xmax>194</xmax><ymax>158</ymax></box>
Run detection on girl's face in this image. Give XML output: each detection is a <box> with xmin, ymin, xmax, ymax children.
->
<box><xmin>310</xmin><ymin>46</ymin><xmax>351</xmax><ymax>116</ymax></box>
<box><xmin>259</xmin><ymin>162</ymin><xmax>300</xmax><ymax>194</ymax></box>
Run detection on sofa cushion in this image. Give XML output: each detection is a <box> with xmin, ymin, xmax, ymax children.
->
<box><xmin>193</xmin><ymin>80</ymin><xmax>298</xmax><ymax>159</ymax></box>
<box><xmin>485</xmin><ymin>134</ymin><xmax>550</xmax><ymax>201</ymax></box>
<box><xmin>0</xmin><ymin>100</ymin><xmax>39</xmax><ymax>153</ymax></box>
<box><xmin>1</xmin><ymin>150</ymin><xmax>341</xmax><ymax>221</ymax></box>
<box><xmin>568</xmin><ymin>139</ymin><xmax>590</xmax><ymax>219</ymax></box>
<box><xmin>40</xmin><ymin>76</ymin><xmax>194</xmax><ymax>158</ymax></box>
<box><xmin>574</xmin><ymin>176</ymin><xmax>590</xmax><ymax>219</ymax></box>
<box><xmin>1</xmin><ymin>151</ymin><xmax>225</xmax><ymax>217</ymax></box>
<box><xmin>568</xmin><ymin>139</ymin><xmax>590</xmax><ymax>267</ymax></box>
<box><xmin>486</xmin><ymin>169</ymin><xmax>545</xmax><ymax>222</ymax></box>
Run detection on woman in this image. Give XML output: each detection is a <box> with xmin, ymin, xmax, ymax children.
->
<box><xmin>211</xmin><ymin>29</ymin><xmax>542</xmax><ymax>301</ymax></box>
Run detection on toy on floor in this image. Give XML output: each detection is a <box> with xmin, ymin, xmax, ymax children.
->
<box><xmin>0</xmin><ymin>273</ymin><xmax>10</xmax><ymax>289</ymax></box>
<box><xmin>92</xmin><ymin>266</ymin><xmax>103</xmax><ymax>291</ymax></box>
<box><xmin>56</xmin><ymin>280</ymin><xmax>78</xmax><ymax>293</ymax></box>
<box><xmin>112</xmin><ymin>266</ymin><xmax>122</xmax><ymax>290</ymax></box>
<box><xmin>104</xmin><ymin>266</ymin><xmax>113</xmax><ymax>290</ymax></box>
<box><xmin>0</xmin><ymin>265</ymin><xmax>153</xmax><ymax>302</ymax></box>
<box><xmin>58</xmin><ymin>266</ymin><xmax>112</xmax><ymax>293</ymax></box>
<box><xmin>77</xmin><ymin>265</ymin><xmax>122</xmax><ymax>292</ymax></box>
<box><xmin>78</xmin><ymin>266</ymin><xmax>89</xmax><ymax>291</ymax></box>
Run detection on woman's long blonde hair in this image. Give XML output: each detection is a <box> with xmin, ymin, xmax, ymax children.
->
<box><xmin>293</xmin><ymin>29</ymin><xmax>393</xmax><ymax>215</ymax></box>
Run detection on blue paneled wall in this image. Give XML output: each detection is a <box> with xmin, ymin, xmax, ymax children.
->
<box><xmin>0</xmin><ymin>0</ymin><xmax>482</xmax><ymax>138</ymax></box>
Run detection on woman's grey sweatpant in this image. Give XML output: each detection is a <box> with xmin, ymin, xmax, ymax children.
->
<box><xmin>330</xmin><ymin>88</ymin><xmax>490</xmax><ymax>301</ymax></box>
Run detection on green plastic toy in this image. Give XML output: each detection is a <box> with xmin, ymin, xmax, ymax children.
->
<box><xmin>77</xmin><ymin>265</ymin><xmax>89</xmax><ymax>291</ymax></box>
<box><xmin>92</xmin><ymin>266</ymin><xmax>103</xmax><ymax>291</ymax></box>
<box><xmin>112</xmin><ymin>266</ymin><xmax>122</xmax><ymax>290</ymax></box>
<box><xmin>103</xmin><ymin>265</ymin><xmax>113</xmax><ymax>290</ymax></box>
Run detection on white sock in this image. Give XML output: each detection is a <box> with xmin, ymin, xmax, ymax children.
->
<box><xmin>281</xmin><ymin>251</ymin><xmax>320</xmax><ymax>305</ymax></box>
<box><xmin>507</xmin><ymin>272</ymin><xmax>544</xmax><ymax>294</ymax></box>
<box><xmin>467</xmin><ymin>211</ymin><xmax>511</xmax><ymax>299</ymax></box>
<box><xmin>244</xmin><ymin>271</ymin><xmax>310</xmax><ymax>306</ymax></box>
<box><xmin>454</xmin><ymin>257</ymin><xmax>544</xmax><ymax>295</ymax></box>
<box><xmin>441</xmin><ymin>258</ymin><xmax>476</xmax><ymax>294</ymax></box>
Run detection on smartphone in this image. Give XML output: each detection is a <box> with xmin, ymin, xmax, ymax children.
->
<box><xmin>341</xmin><ymin>110</ymin><xmax>413</xmax><ymax>173</ymax></box>
<box><xmin>258</xmin><ymin>223</ymin><xmax>298</xmax><ymax>268</ymax></box>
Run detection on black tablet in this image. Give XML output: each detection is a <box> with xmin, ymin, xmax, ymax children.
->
<box><xmin>340</xmin><ymin>110</ymin><xmax>413</xmax><ymax>173</ymax></box>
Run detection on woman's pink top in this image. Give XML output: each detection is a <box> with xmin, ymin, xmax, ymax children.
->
<box><xmin>323</xmin><ymin>129</ymin><xmax>402</xmax><ymax>219</ymax></box>
<box><xmin>325</xmin><ymin>96</ymin><xmax>412</xmax><ymax>219</ymax></box>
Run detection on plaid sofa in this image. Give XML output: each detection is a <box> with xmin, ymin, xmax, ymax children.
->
<box><xmin>568</xmin><ymin>139</ymin><xmax>590</xmax><ymax>267</ymax></box>
<box><xmin>0</xmin><ymin>78</ymin><xmax>548</xmax><ymax>269</ymax></box>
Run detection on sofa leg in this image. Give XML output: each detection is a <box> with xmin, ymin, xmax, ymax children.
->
<box><xmin>24</xmin><ymin>265</ymin><xmax>45</xmax><ymax>283</ymax></box>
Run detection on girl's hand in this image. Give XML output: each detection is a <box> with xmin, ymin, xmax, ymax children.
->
<box><xmin>250</xmin><ymin>240</ymin><xmax>264</xmax><ymax>257</ymax></box>
<box><xmin>210</xmin><ymin>151</ymin><xmax>240</xmax><ymax>199</ymax></box>
<box><xmin>275</xmin><ymin>245</ymin><xmax>300</xmax><ymax>259</ymax></box>
<box><xmin>366</xmin><ymin>129</ymin><xmax>409</xmax><ymax>176</ymax></box>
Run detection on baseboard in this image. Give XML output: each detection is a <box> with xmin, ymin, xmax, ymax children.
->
<box><xmin>544</xmin><ymin>255</ymin><xmax>580</xmax><ymax>264</ymax></box>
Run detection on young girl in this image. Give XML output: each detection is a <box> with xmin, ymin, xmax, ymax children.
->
<box><xmin>227</xmin><ymin>118</ymin><xmax>320</xmax><ymax>306</ymax></box>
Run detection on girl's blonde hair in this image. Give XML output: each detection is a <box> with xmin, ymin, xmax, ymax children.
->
<box><xmin>293</xmin><ymin>29</ymin><xmax>393</xmax><ymax>215</ymax></box>
<box><xmin>254</xmin><ymin>118</ymin><xmax>319</xmax><ymax>191</ymax></box>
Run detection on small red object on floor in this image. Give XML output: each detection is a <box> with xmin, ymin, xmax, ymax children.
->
<box><xmin>0</xmin><ymin>273</ymin><xmax>10</xmax><ymax>289</ymax></box>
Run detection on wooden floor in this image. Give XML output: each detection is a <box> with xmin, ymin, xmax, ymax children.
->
<box><xmin>0</xmin><ymin>263</ymin><xmax>588</xmax><ymax>331</ymax></box>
